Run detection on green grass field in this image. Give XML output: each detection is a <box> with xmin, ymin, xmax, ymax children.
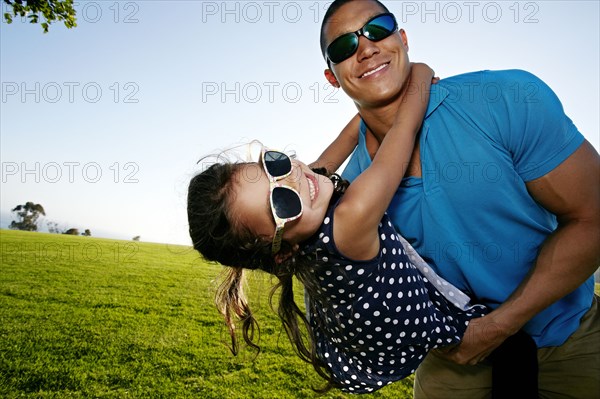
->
<box><xmin>0</xmin><ymin>230</ymin><xmax>413</xmax><ymax>399</ymax></box>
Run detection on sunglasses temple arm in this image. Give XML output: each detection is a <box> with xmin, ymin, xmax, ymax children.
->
<box><xmin>271</xmin><ymin>226</ymin><xmax>284</xmax><ymax>254</ymax></box>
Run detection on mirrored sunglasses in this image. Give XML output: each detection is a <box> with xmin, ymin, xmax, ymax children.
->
<box><xmin>326</xmin><ymin>13</ymin><xmax>398</xmax><ymax>64</ymax></box>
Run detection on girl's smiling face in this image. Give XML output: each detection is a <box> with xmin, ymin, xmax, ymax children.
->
<box><xmin>230</xmin><ymin>159</ymin><xmax>334</xmax><ymax>251</ymax></box>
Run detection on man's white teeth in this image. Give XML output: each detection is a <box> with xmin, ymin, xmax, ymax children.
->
<box><xmin>307</xmin><ymin>177</ymin><xmax>316</xmax><ymax>200</ymax></box>
<box><xmin>362</xmin><ymin>63</ymin><xmax>387</xmax><ymax>78</ymax></box>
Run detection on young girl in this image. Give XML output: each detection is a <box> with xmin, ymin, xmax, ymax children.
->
<box><xmin>187</xmin><ymin>64</ymin><xmax>528</xmax><ymax>394</ymax></box>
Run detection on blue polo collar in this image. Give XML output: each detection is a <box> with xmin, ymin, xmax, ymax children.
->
<box><xmin>424</xmin><ymin>83</ymin><xmax>449</xmax><ymax>119</ymax></box>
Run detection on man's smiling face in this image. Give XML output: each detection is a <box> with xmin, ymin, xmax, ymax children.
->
<box><xmin>323</xmin><ymin>0</ymin><xmax>411</xmax><ymax>110</ymax></box>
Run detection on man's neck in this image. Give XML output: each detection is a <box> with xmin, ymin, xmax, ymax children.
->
<box><xmin>359</xmin><ymin>104</ymin><xmax>399</xmax><ymax>143</ymax></box>
<box><xmin>356</xmin><ymin>92</ymin><xmax>423</xmax><ymax>178</ymax></box>
<box><xmin>357</xmin><ymin>77</ymin><xmax>415</xmax><ymax>143</ymax></box>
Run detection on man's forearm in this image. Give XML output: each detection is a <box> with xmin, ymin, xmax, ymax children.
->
<box><xmin>493</xmin><ymin>218</ymin><xmax>600</xmax><ymax>334</ymax></box>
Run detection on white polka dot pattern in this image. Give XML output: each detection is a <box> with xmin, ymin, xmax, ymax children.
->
<box><xmin>304</xmin><ymin>210</ymin><xmax>487</xmax><ymax>394</ymax></box>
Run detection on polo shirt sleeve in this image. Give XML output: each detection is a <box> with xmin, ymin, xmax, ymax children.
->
<box><xmin>483</xmin><ymin>70</ymin><xmax>584</xmax><ymax>182</ymax></box>
<box><xmin>341</xmin><ymin>151</ymin><xmax>362</xmax><ymax>182</ymax></box>
<box><xmin>341</xmin><ymin>119</ymin><xmax>370</xmax><ymax>182</ymax></box>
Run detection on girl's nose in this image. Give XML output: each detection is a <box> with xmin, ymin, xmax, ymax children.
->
<box><xmin>283</xmin><ymin>162</ymin><xmax>303</xmax><ymax>190</ymax></box>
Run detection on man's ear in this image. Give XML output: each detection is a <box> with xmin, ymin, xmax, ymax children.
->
<box><xmin>399</xmin><ymin>28</ymin><xmax>409</xmax><ymax>52</ymax></box>
<box><xmin>274</xmin><ymin>244</ymin><xmax>300</xmax><ymax>264</ymax></box>
<box><xmin>324</xmin><ymin>68</ymin><xmax>340</xmax><ymax>88</ymax></box>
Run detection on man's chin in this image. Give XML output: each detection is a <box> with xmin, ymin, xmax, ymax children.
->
<box><xmin>353</xmin><ymin>84</ymin><xmax>406</xmax><ymax>109</ymax></box>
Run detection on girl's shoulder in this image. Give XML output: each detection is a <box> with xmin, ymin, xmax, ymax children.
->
<box><xmin>305</xmin><ymin>209</ymin><xmax>410</xmax><ymax>279</ymax></box>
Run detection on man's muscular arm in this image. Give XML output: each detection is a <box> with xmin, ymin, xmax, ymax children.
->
<box><xmin>440</xmin><ymin>140</ymin><xmax>600</xmax><ymax>365</ymax></box>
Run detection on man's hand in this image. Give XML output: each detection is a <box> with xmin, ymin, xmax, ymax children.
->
<box><xmin>435</xmin><ymin>313</ymin><xmax>515</xmax><ymax>365</ymax></box>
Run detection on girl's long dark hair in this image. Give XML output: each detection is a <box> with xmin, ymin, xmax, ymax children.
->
<box><xmin>187</xmin><ymin>162</ymin><xmax>348</xmax><ymax>392</ymax></box>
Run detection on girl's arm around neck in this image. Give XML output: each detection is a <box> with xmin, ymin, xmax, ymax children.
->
<box><xmin>310</xmin><ymin>113</ymin><xmax>361</xmax><ymax>175</ymax></box>
<box><xmin>332</xmin><ymin>63</ymin><xmax>433</xmax><ymax>261</ymax></box>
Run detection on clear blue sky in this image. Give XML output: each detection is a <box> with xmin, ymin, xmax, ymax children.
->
<box><xmin>1</xmin><ymin>1</ymin><xmax>598</xmax><ymax>245</ymax></box>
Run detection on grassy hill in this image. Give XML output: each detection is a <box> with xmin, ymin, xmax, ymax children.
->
<box><xmin>0</xmin><ymin>230</ymin><xmax>413</xmax><ymax>398</ymax></box>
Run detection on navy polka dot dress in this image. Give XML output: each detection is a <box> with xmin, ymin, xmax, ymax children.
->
<box><xmin>302</xmin><ymin>205</ymin><xmax>487</xmax><ymax>394</ymax></box>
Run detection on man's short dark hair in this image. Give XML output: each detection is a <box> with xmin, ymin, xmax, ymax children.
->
<box><xmin>319</xmin><ymin>0</ymin><xmax>391</xmax><ymax>61</ymax></box>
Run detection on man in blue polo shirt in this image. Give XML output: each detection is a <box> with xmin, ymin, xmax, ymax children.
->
<box><xmin>320</xmin><ymin>0</ymin><xmax>600</xmax><ymax>397</ymax></box>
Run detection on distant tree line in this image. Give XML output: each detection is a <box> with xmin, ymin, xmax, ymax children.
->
<box><xmin>10</xmin><ymin>202</ymin><xmax>45</xmax><ymax>231</ymax></box>
<box><xmin>10</xmin><ymin>201</ymin><xmax>140</xmax><ymax>240</ymax></box>
<box><xmin>63</xmin><ymin>228</ymin><xmax>91</xmax><ymax>236</ymax></box>
<box><xmin>10</xmin><ymin>201</ymin><xmax>91</xmax><ymax>236</ymax></box>
<box><xmin>8</xmin><ymin>202</ymin><xmax>141</xmax><ymax>241</ymax></box>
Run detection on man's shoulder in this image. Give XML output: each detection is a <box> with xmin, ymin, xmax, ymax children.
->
<box><xmin>439</xmin><ymin>69</ymin><xmax>543</xmax><ymax>88</ymax></box>
<box><xmin>433</xmin><ymin>69</ymin><xmax>547</xmax><ymax>109</ymax></box>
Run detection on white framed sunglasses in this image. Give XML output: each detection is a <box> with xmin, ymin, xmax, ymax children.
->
<box><xmin>260</xmin><ymin>148</ymin><xmax>304</xmax><ymax>254</ymax></box>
